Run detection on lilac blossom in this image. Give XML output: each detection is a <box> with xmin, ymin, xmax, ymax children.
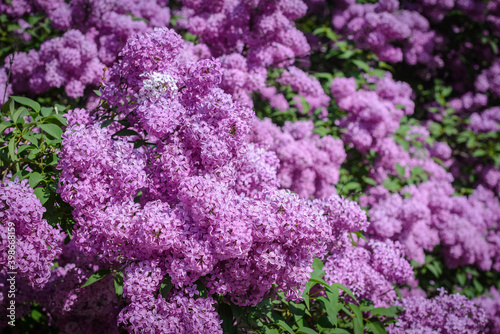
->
<box><xmin>0</xmin><ymin>180</ymin><xmax>63</xmax><ymax>290</ymax></box>
<box><xmin>388</xmin><ymin>288</ymin><xmax>487</xmax><ymax>334</ymax></box>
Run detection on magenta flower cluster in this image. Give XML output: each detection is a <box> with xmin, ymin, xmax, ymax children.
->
<box><xmin>1</xmin><ymin>0</ymin><xmax>499</xmax><ymax>332</ymax></box>
<box><xmin>52</xmin><ymin>28</ymin><xmax>371</xmax><ymax>331</ymax></box>
<box><xmin>252</xmin><ymin>118</ymin><xmax>346</xmax><ymax>199</ymax></box>
<box><xmin>388</xmin><ymin>288</ymin><xmax>487</xmax><ymax>334</ymax></box>
<box><xmin>0</xmin><ymin>180</ymin><xmax>63</xmax><ymax>290</ymax></box>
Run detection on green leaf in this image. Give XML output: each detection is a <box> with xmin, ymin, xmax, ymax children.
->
<box><xmin>218</xmin><ymin>303</ymin><xmax>235</xmax><ymax>334</ymax></box>
<box><xmin>113</xmin><ymin>129</ymin><xmax>140</xmax><ymax>137</ymax></box>
<box><xmin>473</xmin><ymin>279</ymin><xmax>484</xmax><ymax>293</ymax></box>
<box><xmin>302</xmin><ymin>282</ymin><xmax>313</xmax><ymax>309</ymax></box>
<box><xmin>318</xmin><ymin>296</ymin><xmax>339</xmax><ymax>327</ymax></box>
<box><xmin>93</xmin><ymin>89</ymin><xmax>102</xmax><ymax>97</ymax></box>
<box><xmin>54</xmin><ymin>104</ymin><xmax>67</xmax><ymax>114</ymax></box>
<box><xmin>22</xmin><ymin>133</ymin><xmax>39</xmax><ymax>146</ymax></box>
<box><xmin>456</xmin><ymin>272</ymin><xmax>467</xmax><ymax>286</ymax></box>
<box><xmin>313</xmin><ymin>257</ymin><xmax>324</xmax><ymax>270</ymax></box>
<box><xmin>1</xmin><ymin>99</ymin><xmax>12</xmax><ymax>115</ymax></box>
<box><xmin>38</xmin><ymin>123</ymin><xmax>63</xmax><ymax>139</ymax></box>
<box><xmin>410</xmin><ymin>166</ymin><xmax>424</xmax><ymax>178</ymax></box>
<box><xmin>289</xmin><ymin>301</ymin><xmax>307</xmax><ymax>324</ymax></box>
<box><xmin>370</xmin><ymin>306</ymin><xmax>400</xmax><ymax>318</ymax></box>
<box><xmin>11</xmin><ymin>96</ymin><xmax>40</xmax><ymax>112</ymax></box>
<box><xmin>362</xmin><ymin>176</ymin><xmax>378</xmax><ymax>186</ymax></box>
<box><xmin>426</xmin><ymin>262</ymin><xmax>441</xmax><ymax>278</ymax></box>
<box><xmin>160</xmin><ymin>275</ymin><xmax>174</xmax><ymax>299</ymax></box>
<box><xmin>331</xmin><ymin>283</ymin><xmax>359</xmax><ymax>303</ymax></box>
<box><xmin>81</xmin><ymin>269</ymin><xmax>112</xmax><ymax>288</ymax></box>
<box><xmin>352</xmin><ymin>59</ymin><xmax>371</xmax><ymax>72</ymax></box>
<box><xmin>472</xmin><ymin>149</ymin><xmax>486</xmax><ymax>157</ymax></box>
<box><xmin>312</xmin><ymin>27</ymin><xmax>326</xmax><ymax>35</ymax></box>
<box><xmin>296</xmin><ymin>327</ymin><xmax>319</xmax><ymax>334</ymax></box>
<box><xmin>275</xmin><ymin>320</ymin><xmax>294</xmax><ymax>334</ymax></box>
<box><xmin>33</xmin><ymin>187</ymin><xmax>50</xmax><ymax>205</ymax></box>
<box><xmin>309</xmin><ymin>277</ymin><xmax>331</xmax><ymax>288</ymax></box>
<box><xmin>28</xmin><ymin>172</ymin><xmax>43</xmax><ymax>188</ymax></box>
<box><xmin>43</xmin><ymin>114</ymin><xmax>68</xmax><ymax>126</ymax></box>
<box><xmin>12</xmin><ymin>106</ymin><xmax>28</xmax><ymax>123</ymax></box>
<box><xmin>16</xmin><ymin>144</ymin><xmax>34</xmax><ymax>155</ymax></box>
<box><xmin>382</xmin><ymin>178</ymin><xmax>401</xmax><ymax>192</ymax></box>
<box><xmin>331</xmin><ymin>329</ymin><xmax>350</xmax><ymax>334</ymax></box>
<box><xmin>27</xmin><ymin>148</ymin><xmax>41</xmax><ymax>160</ymax></box>
<box><xmin>298</xmin><ymin>96</ymin><xmax>310</xmax><ymax>115</ymax></box>
<box><xmin>349</xmin><ymin>303</ymin><xmax>364</xmax><ymax>334</ymax></box>
<box><xmin>114</xmin><ymin>271</ymin><xmax>124</xmax><ymax>299</ymax></box>
<box><xmin>311</xmin><ymin>268</ymin><xmax>326</xmax><ymax>280</ymax></box>
<box><xmin>396</xmin><ymin>164</ymin><xmax>405</xmax><ymax>178</ymax></box>
<box><xmin>40</xmin><ymin>107</ymin><xmax>53</xmax><ymax>117</ymax></box>
<box><xmin>0</xmin><ymin>121</ymin><xmax>11</xmax><ymax>134</ymax></box>
<box><xmin>101</xmin><ymin>119</ymin><xmax>114</xmax><ymax>128</ymax></box>
<box><xmin>366</xmin><ymin>320</ymin><xmax>387</xmax><ymax>334</ymax></box>
<box><xmin>317</xmin><ymin>317</ymin><xmax>334</xmax><ymax>331</ymax></box>
<box><xmin>338</xmin><ymin>50</ymin><xmax>355</xmax><ymax>59</ymax></box>
<box><xmin>343</xmin><ymin>181</ymin><xmax>361</xmax><ymax>192</ymax></box>
<box><xmin>8</xmin><ymin>137</ymin><xmax>15</xmax><ymax>161</ymax></box>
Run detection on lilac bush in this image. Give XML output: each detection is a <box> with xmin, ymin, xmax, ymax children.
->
<box><xmin>50</xmin><ymin>28</ymin><xmax>373</xmax><ymax>331</ymax></box>
<box><xmin>0</xmin><ymin>180</ymin><xmax>63</xmax><ymax>290</ymax></box>
<box><xmin>388</xmin><ymin>288</ymin><xmax>487</xmax><ymax>334</ymax></box>
<box><xmin>0</xmin><ymin>0</ymin><xmax>499</xmax><ymax>332</ymax></box>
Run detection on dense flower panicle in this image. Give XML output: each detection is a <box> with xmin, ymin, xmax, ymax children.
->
<box><xmin>0</xmin><ymin>0</ymin><xmax>66</xmax><ymax>18</ymax></box>
<box><xmin>324</xmin><ymin>239</ymin><xmax>413</xmax><ymax>307</ymax></box>
<box><xmin>478</xmin><ymin>165</ymin><xmax>500</xmax><ymax>195</ymax></box>
<box><xmin>176</xmin><ymin>0</ymin><xmax>311</xmax><ymax>106</ymax></box>
<box><xmin>63</xmin><ymin>108</ymin><xmax>94</xmax><ymax>127</ymax></box>
<box><xmin>57</xmin><ymin>123</ymin><xmax>148</xmax><ymax>262</ymax></box>
<box><xmin>469</xmin><ymin>107</ymin><xmax>500</xmax><ymax>133</ymax></box>
<box><xmin>2</xmin><ymin>0</ymin><xmax>171</xmax><ymax>99</ymax></box>
<box><xmin>312</xmin><ymin>194</ymin><xmax>369</xmax><ymax>237</ymax></box>
<box><xmin>57</xmin><ymin>29</ymin><xmax>367</xmax><ymax>318</ymax></box>
<box><xmin>364</xmin><ymin>181</ymin><xmax>500</xmax><ymax>270</ymax></box>
<box><xmin>252</xmin><ymin>118</ymin><xmax>346</xmax><ymax>199</ymax></box>
<box><xmin>331</xmin><ymin>74</ymin><xmax>414</xmax><ymax>155</ymax></box>
<box><xmin>476</xmin><ymin>59</ymin><xmax>500</xmax><ymax>97</ymax></box>
<box><xmin>278</xmin><ymin>66</ymin><xmax>330</xmax><ymax>118</ymax></box>
<box><xmin>475</xmin><ymin>287</ymin><xmax>500</xmax><ymax>334</ymax></box>
<box><xmin>34</xmin><ymin>260</ymin><xmax>121</xmax><ymax>333</ymax></box>
<box><xmin>118</xmin><ymin>289</ymin><xmax>222</xmax><ymax>334</ymax></box>
<box><xmin>0</xmin><ymin>180</ymin><xmax>63</xmax><ymax>290</ymax></box>
<box><xmin>8</xmin><ymin>30</ymin><xmax>105</xmax><ymax>98</ymax></box>
<box><xmin>234</xmin><ymin>143</ymin><xmax>280</xmax><ymax>197</ymax></box>
<box><xmin>0</xmin><ymin>68</ymin><xmax>12</xmax><ymax>104</ymax></box>
<box><xmin>388</xmin><ymin>289</ymin><xmax>487</xmax><ymax>334</ymax></box>
<box><xmin>331</xmin><ymin>0</ymin><xmax>440</xmax><ymax>66</ymax></box>
<box><xmin>332</xmin><ymin>76</ymin><xmax>452</xmax><ymax>186</ymax></box>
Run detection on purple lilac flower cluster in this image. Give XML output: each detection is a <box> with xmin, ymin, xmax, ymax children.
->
<box><xmin>176</xmin><ymin>0</ymin><xmax>311</xmax><ymax>107</ymax></box>
<box><xmin>331</xmin><ymin>74</ymin><xmax>414</xmax><ymax>154</ymax></box>
<box><xmin>252</xmin><ymin>118</ymin><xmax>346</xmax><ymax>199</ymax></box>
<box><xmin>388</xmin><ymin>288</ymin><xmax>487</xmax><ymax>334</ymax></box>
<box><xmin>277</xmin><ymin>66</ymin><xmax>331</xmax><ymax>118</ymax></box>
<box><xmin>331</xmin><ymin>0</ymin><xmax>441</xmax><ymax>66</ymax></box>
<box><xmin>8</xmin><ymin>30</ymin><xmax>104</xmax><ymax>98</ymax></box>
<box><xmin>475</xmin><ymin>287</ymin><xmax>500</xmax><ymax>334</ymax></box>
<box><xmin>54</xmin><ymin>28</ymin><xmax>370</xmax><ymax>331</ymax></box>
<box><xmin>1</xmin><ymin>0</ymin><xmax>171</xmax><ymax>98</ymax></box>
<box><xmin>363</xmin><ymin>182</ymin><xmax>500</xmax><ymax>270</ymax></box>
<box><xmin>323</xmin><ymin>239</ymin><xmax>413</xmax><ymax>307</ymax></box>
<box><xmin>0</xmin><ymin>180</ymin><xmax>63</xmax><ymax>290</ymax></box>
